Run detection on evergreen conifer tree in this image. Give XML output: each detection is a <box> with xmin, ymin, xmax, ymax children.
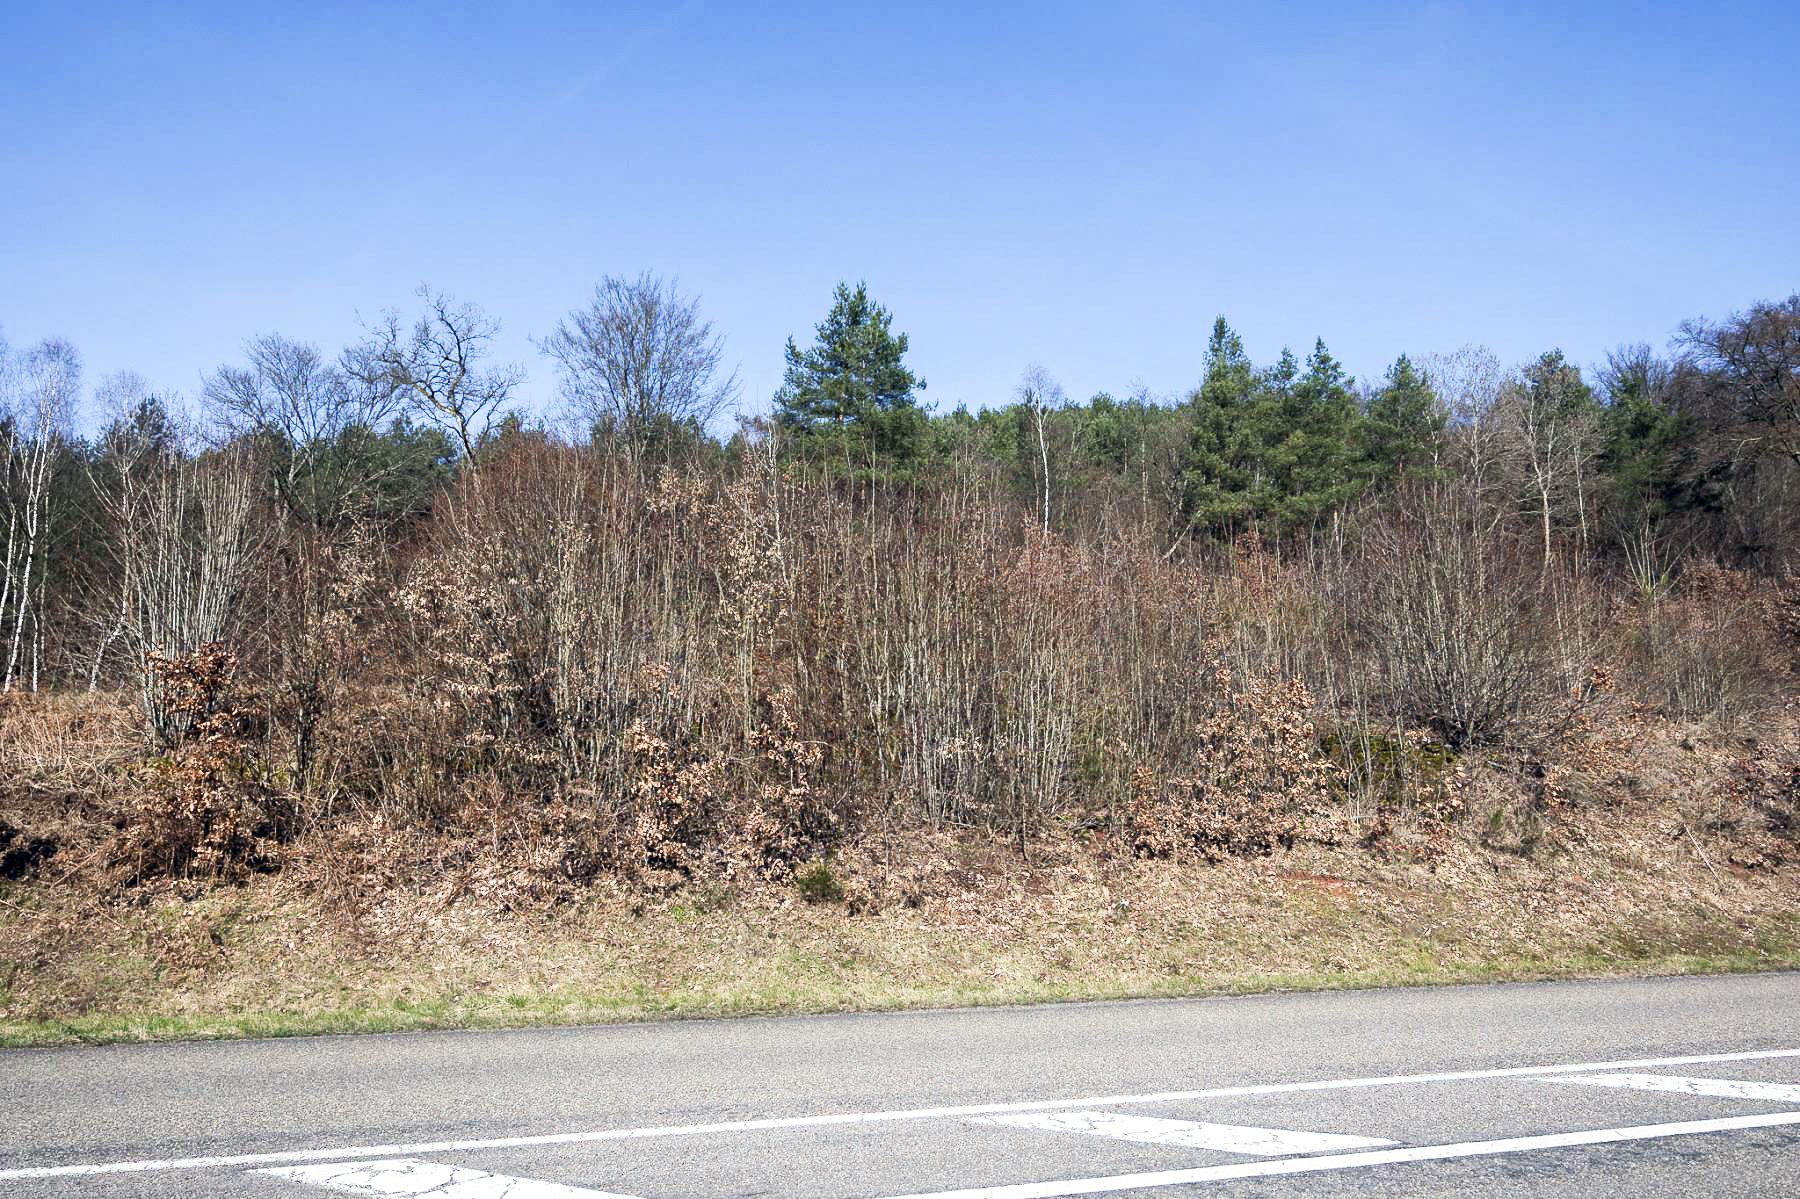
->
<box><xmin>1183</xmin><ymin>318</ymin><xmax>1264</xmax><ymax>530</ymax></box>
<box><xmin>1363</xmin><ymin>354</ymin><xmax>1445</xmax><ymax>484</ymax></box>
<box><xmin>773</xmin><ymin>282</ymin><xmax>924</xmax><ymax>471</ymax></box>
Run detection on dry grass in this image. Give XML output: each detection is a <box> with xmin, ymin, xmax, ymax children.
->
<box><xmin>5</xmin><ymin>777</ymin><xmax>1796</xmax><ymax>1047</ymax></box>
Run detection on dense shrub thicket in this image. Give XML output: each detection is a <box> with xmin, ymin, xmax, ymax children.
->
<box><xmin>1</xmin><ymin>291</ymin><xmax>1796</xmax><ymax>890</ymax></box>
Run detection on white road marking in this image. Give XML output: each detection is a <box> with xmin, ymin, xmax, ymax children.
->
<box><xmin>4</xmin><ymin>1046</ymin><xmax>1798</xmax><ymax>1181</ymax></box>
<box><xmin>1550</xmin><ymin>1073</ymin><xmax>1800</xmax><ymax>1104</ymax></box>
<box><xmin>258</xmin><ymin>1157</ymin><xmax>641</xmax><ymax>1198</ymax></box>
<box><xmin>969</xmin><ymin>1111</ymin><xmax>1393</xmax><ymax>1156</ymax></box>
<box><xmin>874</xmin><ymin>1110</ymin><xmax>1800</xmax><ymax>1199</ymax></box>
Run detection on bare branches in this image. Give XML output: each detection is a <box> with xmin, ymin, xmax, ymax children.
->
<box><xmin>1501</xmin><ymin>352</ymin><xmax>1602</xmax><ymax>565</ymax></box>
<box><xmin>1678</xmin><ymin>294</ymin><xmax>1800</xmax><ymax>468</ymax></box>
<box><xmin>352</xmin><ymin>285</ymin><xmax>523</xmax><ymax>465</ymax></box>
<box><xmin>1015</xmin><ymin>364</ymin><xmax>1064</xmax><ymax>535</ymax></box>
<box><xmin>1421</xmin><ymin>346</ymin><xmax>1505</xmax><ymax>515</ymax></box>
<box><xmin>114</xmin><ymin>438</ymin><xmax>262</xmax><ymax>745</ymax></box>
<box><xmin>539</xmin><ymin>272</ymin><xmax>737</xmax><ymax>460</ymax></box>
<box><xmin>80</xmin><ymin>385</ymin><xmax>264</xmax><ymax>740</ymax></box>
<box><xmin>205</xmin><ymin>333</ymin><xmax>393</xmax><ymax>526</ymax></box>
<box><xmin>1</xmin><ymin>336</ymin><xmax>79</xmax><ymax>691</ymax></box>
<box><xmin>207</xmin><ymin>335</ymin><xmax>374</xmax><ymax>450</ymax></box>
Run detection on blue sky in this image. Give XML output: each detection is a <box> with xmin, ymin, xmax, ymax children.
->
<box><xmin>3</xmin><ymin>0</ymin><xmax>1796</xmax><ymax>430</ymax></box>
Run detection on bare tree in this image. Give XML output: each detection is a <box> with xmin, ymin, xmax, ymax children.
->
<box><xmin>210</xmin><ymin>332</ymin><xmax>426</xmax><ymax>788</ymax></box>
<box><xmin>1015</xmin><ymin>364</ymin><xmax>1064</xmax><ymax>535</ymax></box>
<box><xmin>84</xmin><ymin>371</ymin><xmax>171</xmax><ymax>688</ymax></box>
<box><xmin>205</xmin><ymin>333</ymin><xmax>394</xmax><ymax>526</ymax></box>
<box><xmin>539</xmin><ymin>272</ymin><xmax>738</xmax><ymax>460</ymax></box>
<box><xmin>352</xmin><ymin>285</ymin><xmax>522</xmax><ymax>464</ymax></box>
<box><xmin>1500</xmin><ymin>351</ymin><xmax>1602</xmax><ymax>565</ymax></box>
<box><xmin>1421</xmin><ymin>346</ymin><xmax>1509</xmax><ymax>533</ymax></box>
<box><xmin>1422</xmin><ymin>347</ymin><xmax>1501</xmax><ymax>488</ymax></box>
<box><xmin>1597</xmin><ymin>343</ymin><xmax>1675</xmax><ymax>408</ymax></box>
<box><xmin>1356</xmin><ymin>486</ymin><xmax>1600</xmax><ymax>749</ymax></box>
<box><xmin>99</xmin><ymin>418</ymin><xmax>261</xmax><ymax>745</ymax></box>
<box><xmin>1</xmin><ymin>336</ymin><xmax>78</xmax><ymax>691</ymax></box>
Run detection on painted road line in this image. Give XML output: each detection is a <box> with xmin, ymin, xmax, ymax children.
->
<box><xmin>5</xmin><ymin>1047</ymin><xmax>1799</xmax><ymax>1181</ymax></box>
<box><xmin>970</xmin><ymin>1112</ymin><xmax>1393</xmax><ymax>1156</ymax></box>
<box><xmin>1549</xmin><ymin>1073</ymin><xmax>1800</xmax><ymax>1104</ymax></box>
<box><xmin>258</xmin><ymin>1158</ymin><xmax>642</xmax><ymax>1198</ymax></box>
<box><xmin>875</xmin><ymin>1111</ymin><xmax>1800</xmax><ymax>1199</ymax></box>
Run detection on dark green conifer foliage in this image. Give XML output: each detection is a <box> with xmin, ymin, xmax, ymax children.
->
<box><xmin>1275</xmin><ymin>339</ymin><xmax>1361</xmax><ymax>525</ymax></box>
<box><xmin>1183</xmin><ymin>325</ymin><xmax>1369</xmax><ymax>537</ymax></box>
<box><xmin>1599</xmin><ymin>349</ymin><xmax>1688</xmax><ymax>530</ymax></box>
<box><xmin>773</xmin><ymin>282</ymin><xmax>925</xmax><ymax>472</ymax></box>
<box><xmin>1183</xmin><ymin>318</ymin><xmax>1264</xmax><ymax>530</ymax></box>
<box><xmin>1363</xmin><ymin>354</ymin><xmax>1445</xmax><ymax>484</ymax></box>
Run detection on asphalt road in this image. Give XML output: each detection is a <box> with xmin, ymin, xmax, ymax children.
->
<box><xmin>3</xmin><ymin>973</ymin><xmax>1798</xmax><ymax>1197</ymax></box>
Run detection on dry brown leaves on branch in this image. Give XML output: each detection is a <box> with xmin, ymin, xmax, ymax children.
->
<box><xmin>1131</xmin><ymin>667</ymin><xmax>1348</xmax><ymax>863</ymax></box>
<box><xmin>109</xmin><ymin>645</ymin><xmax>277</xmax><ymax>885</ymax></box>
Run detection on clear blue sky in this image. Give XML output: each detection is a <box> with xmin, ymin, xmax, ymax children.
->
<box><xmin>4</xmin><ymin>0</ymin><xmax>1796</xmax><ymax>430</ymax></box>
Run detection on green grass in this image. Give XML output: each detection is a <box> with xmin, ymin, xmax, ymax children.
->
<box><xmin>5</xmin><ymin>916</ymin><xmax>1795</xmax><ymax>1049</ymax></box>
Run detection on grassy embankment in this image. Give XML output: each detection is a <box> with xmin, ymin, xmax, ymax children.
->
<box><xmin>6</xmin><ymin>788</ymin><xmax>1796</xmax><ymax>1048</ymax></box>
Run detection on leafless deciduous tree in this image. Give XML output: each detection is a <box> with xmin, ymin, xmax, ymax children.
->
<box><xmin>205</xmin><ymin>333</ymin><xmax>394</xmax><ymax>525</ymax></box>
<box><xmin>1422</xmin><ymin>346</ymin><xmax>1507</xmax><ymax>523</ymax></box>
<box><xmin>1356</xmin><ymin>485</ymin><xmax>1603</xmax><ymax>749</ymax></box>
<box><xmin>351</xmin><ymin>286</ymin><xmax>522</xmax><ymax>464</ymax></box>
<box><xmin>1501</xmin><ymin>352</ymin><xmax>1602</xmax><ymax>565</ymax></box>
<box><xmin>84</xmin><ymin>371</ymin><xmax>166</xmax><ymax>688</ymax></box>
<box><xmin>103</xmin><ymin>423</ymin><xmax>261</xmax><ymax>745</ymax></box>
<box><xmin>1015</xmin><ymin>364</ymin><xmax>1064</xmax><ymax>535</ymax></box>
<box><xmin>1</xmin><ymin>335</ymin><xmax>78</xmax><ymax>691</ymax></box>
<box><xmin>1597</xmin><ymin>343</ymin><xmax>1676</xmax><ymax>407</ymax></box>
<box><xmin>538</xmin><ymin>272</ymin><xmax>738</xmax><ymax>459</ymax></box>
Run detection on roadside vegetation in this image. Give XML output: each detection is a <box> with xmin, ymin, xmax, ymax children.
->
<box><xmin>2</xmin><ymin>284</ymin><xmax>1797</xmax><ymax>1045</ymax></box>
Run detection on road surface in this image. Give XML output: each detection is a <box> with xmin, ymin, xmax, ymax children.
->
<box><xmin>3</xmin><ymin>972</ymin><xmax>1798</xmax><ymax>1196</ymax></box>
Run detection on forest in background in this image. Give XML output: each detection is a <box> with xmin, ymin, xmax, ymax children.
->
<box><xmin>1</xmin><ymin>281</ymin><xmax>1796</xmax><ymax>900</ymax></box>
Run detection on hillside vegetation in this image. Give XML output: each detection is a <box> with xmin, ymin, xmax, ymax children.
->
<box><xmin>2</xmin><ymin>288</ymin><xmax>1797</xmax><ymax>1042</ymax></box>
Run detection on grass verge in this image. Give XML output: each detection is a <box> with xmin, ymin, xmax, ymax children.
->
<box><xmin>6</xmin><ymin>807</ymin><xmax>1798</xmax><ymax>1048</ymax></box>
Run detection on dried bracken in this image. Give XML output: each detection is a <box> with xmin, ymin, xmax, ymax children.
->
<box><xmin>0</xmin><ymin>439</ymin><xmax>1787</xmax><ymax>926</ymax></box>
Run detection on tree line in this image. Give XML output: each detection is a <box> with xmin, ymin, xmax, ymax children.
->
<box><xmin>5</xmin><ymin>281</ymin><xmax>1796</xmax><ymax>694</ymax></box>
<box><xmin>0</xmin><ymin>280</ymin><xmax>1795</xmax><ymax>884</ymax></box>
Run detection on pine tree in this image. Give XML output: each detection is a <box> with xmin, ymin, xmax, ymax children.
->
<box><xmin>773</xmin><ymin>282</ymin><xmax>925</xmax><ymax>472</ymax></box>
<box><xmin>1272</xmin><ymin>339</ymin><xmax>1361</xmax><ymax>526</ymax></box>
<box><xmin>1363</xmin><ymin>354</ymin><xmax>1445</xmax><ymax>485</ymax></box>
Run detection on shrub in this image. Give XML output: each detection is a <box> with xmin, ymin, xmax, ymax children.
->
<box><xmin>1353</xmin><ymin>487</ymin><xmax>1606</xmax><ymax>750</ymax></box>
<box><xmin>113</xmin><ymin>644</ymin><xmax>276</xmax><ymax>882</ymax></box>
<box><xmin>1621</xmin><ymin>559</ymin><xmax>1790</xmax><ymax>727</ymax></box>
<box><xmin>795</xmin><ymin>859</ymin><xmax>845</xmax><ymax>903</ymax></box>
<box><xmin>1131</xmin><ymin>666</ymin><xmax>1344</xmax><ymax>862</ymax></box>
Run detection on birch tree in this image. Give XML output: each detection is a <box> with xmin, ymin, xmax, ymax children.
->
<box><xmin>1503</xmin><ymin>351</ymin><xmax>1602</xmax><ymax>565</ymax></box>
<box><xmin>1</xmin><ymin>336</ymin><xmax>78</xmax><ymax>691</ymax></box>
<box><xmin>84</xmin><ymin>373</ymin><xmax>175</xmax><ymax>688</ymax></box>
<box><xmin>1016</xmin><ymin>365</ymin><xmax>1064</xmax><ymax>535</ymax></box>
